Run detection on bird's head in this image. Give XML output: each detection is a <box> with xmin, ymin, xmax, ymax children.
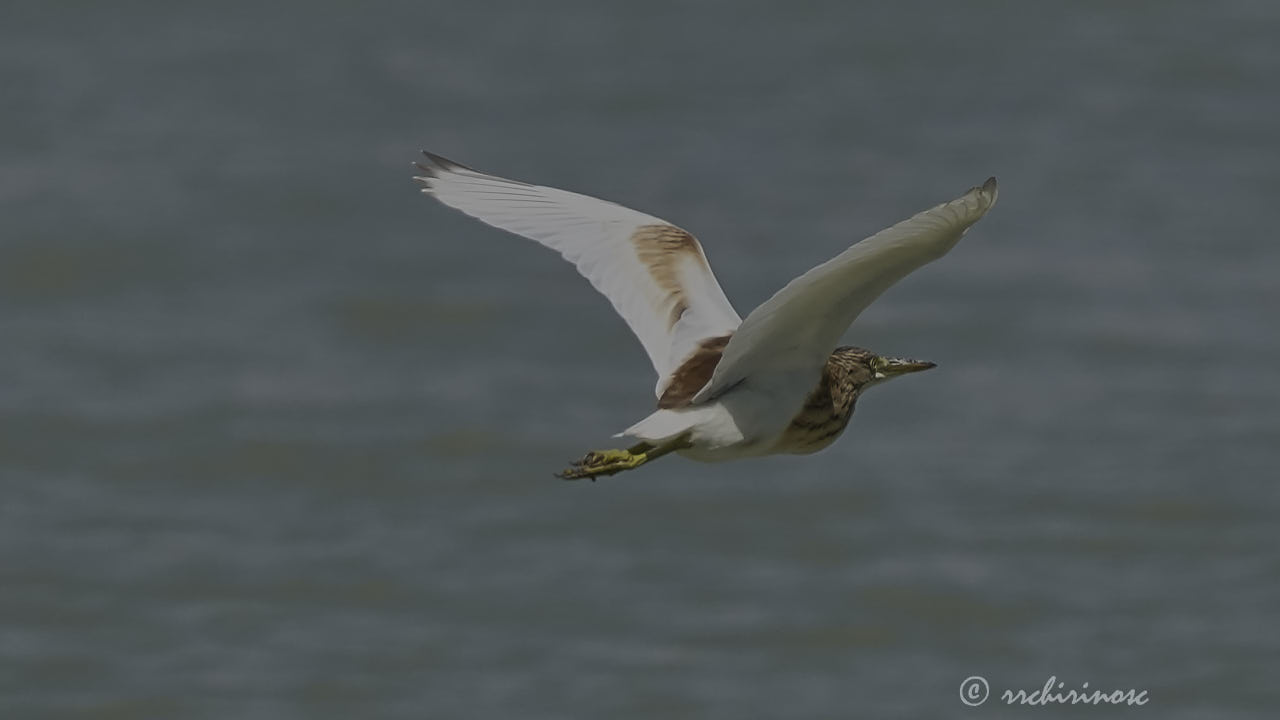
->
<box><xmin>832</xmin><ymin>346</ymin><xmax>937</xmax><ymax>392</ymax></box>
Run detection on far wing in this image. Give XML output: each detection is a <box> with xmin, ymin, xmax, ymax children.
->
<box><xmin>692</xmin><ymin>178</ymin><xmax>998</xmax><ymax>404</ymax></box>
<box><xmin>414</xmin><ymin>152</ymin><xmax>742</xmax><ymax>396</ymax></box>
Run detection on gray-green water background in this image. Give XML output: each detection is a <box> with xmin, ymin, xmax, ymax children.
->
<box><xmin>2</xmin><ymin>2</ymin><xmax>1277</xmax><ymax>718</ymax></box>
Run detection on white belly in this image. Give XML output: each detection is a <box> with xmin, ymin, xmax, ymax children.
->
<box><xmin>620</xmin><ymin>376</ymin><xmax>812</xmax><ymax>463</ymax></box>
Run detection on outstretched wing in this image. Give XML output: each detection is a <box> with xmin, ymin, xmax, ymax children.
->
<box><xmin>414</xmin><ymin>152</ymin><xmax>742</xmax><ymax>397</ymax></box>
<box><xmin>692</xmin><ymin>177</ymin><xmax>999</xmax><ymax>404</ymax></box>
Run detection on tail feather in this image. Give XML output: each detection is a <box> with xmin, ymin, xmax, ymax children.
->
<box><xmin>618</xmin><ymin>409</ymin><xmax>694</xmax><ymax>442</ymax></box>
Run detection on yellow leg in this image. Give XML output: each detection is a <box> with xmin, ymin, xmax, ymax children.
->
<box><xmin>557</xmin><ymin>436</ymin><xmax>688</xmax><ymax>481</ymax></box>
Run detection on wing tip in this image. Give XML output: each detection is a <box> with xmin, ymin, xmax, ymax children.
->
<box><xmin>414</xmin><ymin>150</ymin><xmax>479</xmax><ymax>190</ymax></box>
<box><xmin>973</xmin><ymin>175</ymin><xmax>998</xmax><ymax>209</ymax></box>
<box><xmin>412</xmin><ymin>150</ymin><xmax>538</xmax><ymax>191</ymax></box>
<box><xmin>414</xmin><ymin>150</ymin><xmax>481</xmax><ymax>178</ymax></box>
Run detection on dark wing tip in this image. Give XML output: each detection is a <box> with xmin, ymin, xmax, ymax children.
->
<box><xmin>419</xmin><ymin>150</ymin><xmax>479</xmax><ymax>174</ymax></box>
<box><xmin>414</xmin><ymin>151</ymin><xmax>473</xmax><ymax>186</ymax></box>
<box><xmin>412</xmin><ymin>156</ymin><xmax>436</xmax><ymax>189</ymax></box>
<box><xmin>979</xmin><ymin>176</ymin><xmax>998</xmax><ymax>208</ymax></box>
<box><xmin>964</xmin><ymin>176</ymin><xmax>998</xmax><ymax>208</ymax></box>
<box><xmin>413</xmin><ymin>150</ymin><xmax>534</xmax><ymax>188</ymax></box>
<box><xmin>414</xmin><ymin>151</ymin><xmax>443</xmax><ymax>179</ymax></box>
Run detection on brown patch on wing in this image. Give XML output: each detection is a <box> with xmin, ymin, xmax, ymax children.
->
<box><xmin>630</xmin><ymin>224</ymin><xmax>707</xmax><ymax>331</ymax></box>
<box><xmin>657</xmin><ymin>334</ymin><xmax>732</xmax><ymax>409</ymax></box>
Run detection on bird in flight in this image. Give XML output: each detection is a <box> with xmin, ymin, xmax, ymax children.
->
<box><xmin>414</xmin><ymin>152</ymin><xmax>997</xmax><ymax>480</ymax></box>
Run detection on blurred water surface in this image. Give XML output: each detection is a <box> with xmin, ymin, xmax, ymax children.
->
<box><xmin>2</xmin><ymin>2</ymin><xmax>1278</xmax><ymax>718</ymax></box>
